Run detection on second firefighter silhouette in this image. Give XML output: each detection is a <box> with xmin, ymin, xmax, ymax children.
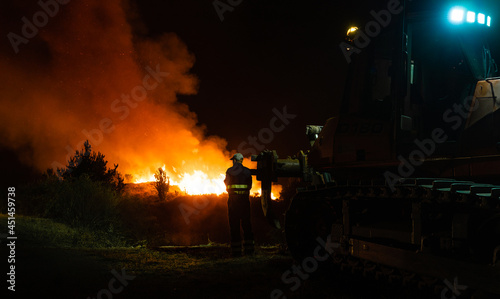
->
<box><xmin>224</xmin><ymin>153</ymin><xmax>254</xmax><ymax>257</ymax></box>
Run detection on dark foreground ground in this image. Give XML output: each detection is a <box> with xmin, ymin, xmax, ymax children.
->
<box><xmin>1</xmin><ymin>214</ymin><xmax>469</xmax><ymax>299</ymax></box>
<box><xmin>8</xmin><ymin>245</ymin><xmax>447</xmax><ymax>299</ymax></box>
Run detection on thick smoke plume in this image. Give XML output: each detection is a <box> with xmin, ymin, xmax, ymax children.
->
<box><xmin>0</xmin><ymin>0</ymin><xmax>230</xmax><ymax>182</ymax></box>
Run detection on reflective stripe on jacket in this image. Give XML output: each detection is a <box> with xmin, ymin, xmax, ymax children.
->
<box><xmin>224</xmin><ymin>163</ymin><xmax>252</xmax><ymax>195</ymax></box>
<box><xmin>227</xmin><ymin>184</ymin><xmax>249</xmax><ymax>195</ymax></box>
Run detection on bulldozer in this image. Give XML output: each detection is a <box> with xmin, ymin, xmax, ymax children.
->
<box><xmin>252</xmin><ymin>0</ymin><xmax>500</xmax><ymax>296</ymax></box>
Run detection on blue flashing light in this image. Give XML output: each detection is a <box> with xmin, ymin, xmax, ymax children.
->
<box><xmin>466</xmin><ymin>11</ymin><xmax>476</xmax><ymax>23</ymax></box>
<box><xmin>478</xmin><ymin>13</ymin><xmax>486</xmax><ymax>24</ymax></box>
<box><xmin>449</xmin><ymin>7</ymin><xmax>465</xmax><ymax>24</ymax></box>
<box><xmin>448</xmin><ymin>6</ymin><xmax>492</xmax><ymax>27</ymax></box>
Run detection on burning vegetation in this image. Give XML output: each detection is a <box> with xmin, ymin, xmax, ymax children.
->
<box><xmin>0</xmin><ymin>0</ymin><xmax>282</xmax><ymax>200</ymax></box>
<box><xmin>0</xmin><ymin>0</ymin><xmax>286</xmax><ymax>249</ymax></box>
<box><xmin>11</xmin><ymin>140</ymin><xmax>287</xmax><ymax>247</ymax></box>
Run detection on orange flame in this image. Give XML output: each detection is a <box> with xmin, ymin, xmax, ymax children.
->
<box><xmin>134</xmin><ymin>165</ymin><xmax>226</xmax><ymax>195</ymax></box>
<box><xmin>133</xmin><ymin>161</ymin><xmax>282</xmax><ymax>199</ymax></box>
<box><xmin>0</xmin><ymin>0</ymin><xmax>284</xmax><ymax>202</ymax></box>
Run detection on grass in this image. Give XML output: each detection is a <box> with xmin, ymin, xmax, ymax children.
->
<box><xmin>85</xmin><ymin>246</ymin><xmax>285</xmax><ymax>275</ymax></box>
<box><xmin>0</xmin><ymin>214</ymin><xmax>129</xmax><ymax>248</ymax></box>
<box><xmin>1</xmin><ymin>214</ymin><xmax>430</xmax><ymax>298</ymax></box>
<box><xmin>0</xmin><ymin>213</ymin><xmax>286</xmax><ymax>272</ymax></box>
<box><xmin>0</xmin><ymin>213</ymin><xmax>293</xmax><ymax>297</ymax></box>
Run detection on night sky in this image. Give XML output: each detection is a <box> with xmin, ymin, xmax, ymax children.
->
<box><xmin>1</xmin><ymin>0</ymin><xmax>500</xmax><ymax>184</ymax></box>
<box><xmin>0</xmin><ymin>0</ymin><xmax>353</xmax><ymax>184</ymax></box>
<box><xmin>135</xmin><ymin>0</ymin><xmax>500</xmax><ymax>154</ymax></box>
<box><xmin>134</xmin><ymin>0</ymin><xmax>350</xmax><ymax>153</ymax></box>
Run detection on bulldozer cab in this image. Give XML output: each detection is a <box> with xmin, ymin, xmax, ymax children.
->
<box><xmin>333</xmin><ymin>1</ymin><xmax>498</xmax><ymax>169</ymax></box>
<box><xmin>253</xmin><ymin>4</ymin><xmax>500</xmax><ymax>292</ymax></box>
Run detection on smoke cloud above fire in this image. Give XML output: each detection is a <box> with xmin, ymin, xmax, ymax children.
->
<box><xmin>0</xmin><ymin>0</ymin><xmax>232</xmax><ymax>184</ymax></box>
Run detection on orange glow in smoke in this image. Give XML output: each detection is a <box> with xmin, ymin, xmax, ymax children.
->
<box><xmin>0</xmin><ymin>0</ymin><xmax>283</xmax><ymax>201</ymax></box>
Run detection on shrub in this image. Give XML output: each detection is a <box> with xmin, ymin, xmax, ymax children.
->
<box><xmin>154</xmin><ymin>167</ymin><xmax>170</xmax><ymax>201</ymax></box>
<box><xmin>17</xmin><ymin>175</ymin><xmax>60</xmax><ymax>216</ymax></box>
<box><xmin>116</xmin><ymin>194</ymin><xmax>158</xmax><ymax>244</ymax></box>
<box><xmin>44</xmin><ymin>174</ymin><xmax>121</xmax><ymax>230</ymax></box>
<box><xmin>61</xmin><ymin>140</ymin><xmax>124</xmax><ymax>193</ymax></box>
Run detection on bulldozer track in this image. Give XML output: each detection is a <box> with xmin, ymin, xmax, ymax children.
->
<box><xmin>286</xmin><ymin>177</ymin><xmax>500</xmax><ymax>298</ymax></box>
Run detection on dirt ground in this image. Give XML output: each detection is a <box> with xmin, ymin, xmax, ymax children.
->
<box><xmin>6</xmin><ymin>241</ymin><xmax>449</xmax><ymax>299</ymax></box>
<box><xmin>1</xmin><ymin>213</ymin><xmax>453</xmax><ymax>299</ymax></box>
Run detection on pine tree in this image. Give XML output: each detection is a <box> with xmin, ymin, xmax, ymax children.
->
<box><xmin>62</xmin><ymin>140</ymin><xmax>125</xmax><ymax>193</ymax></box>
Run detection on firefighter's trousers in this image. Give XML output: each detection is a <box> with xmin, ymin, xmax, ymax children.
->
<box><xmin>227</xmin><ymin>194</ymin><xmax>254</xmax><ymax>256</ymax></box>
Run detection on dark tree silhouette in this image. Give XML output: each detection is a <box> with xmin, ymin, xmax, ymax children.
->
<box><xmin>62</xmin><ymin>140</ymin><xmax>125</xmax><ymax>193</ymax></box>
<box><xmin>154</xmin><ymin>167</ymin><xmax>170</xmax><ymax>201</ymax></box>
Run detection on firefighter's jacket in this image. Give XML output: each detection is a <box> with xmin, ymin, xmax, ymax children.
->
<box><xmin>224</xmin><ymin>163</ymin><xmax>252</xmax><ymax>195</ymax></box>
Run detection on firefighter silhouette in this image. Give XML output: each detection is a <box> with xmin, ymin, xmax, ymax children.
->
<box><xmin>224</xmin><ymin>153</ymin><xmax>254</xmax><ymax>257</ymax></box>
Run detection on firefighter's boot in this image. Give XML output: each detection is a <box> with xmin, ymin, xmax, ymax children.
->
<box><xmin>231</xmin><ymin>242</ymin><xmax>242</xmax><ymax>257</ymax></box>
<box><xmin>244</xmin><ymin>240</ymin><xmax>255</xmax><ymax>256</ymax></box>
